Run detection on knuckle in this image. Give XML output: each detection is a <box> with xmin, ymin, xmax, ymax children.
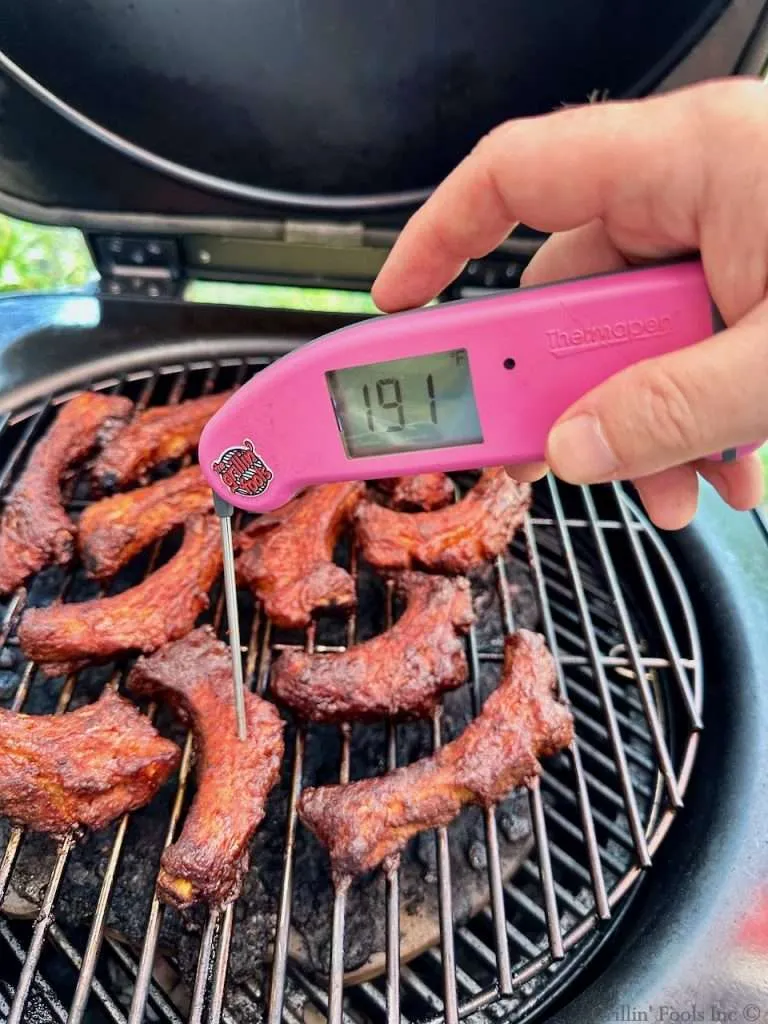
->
<box><xmin>472</xmin><ymin>120</ymin><xmax>513</xmax><ymax>155</ymax></box>
<box><xmin>692</xmin><ymin>78</ymin><xmax>768</xmax><ymax>147</ymax></box>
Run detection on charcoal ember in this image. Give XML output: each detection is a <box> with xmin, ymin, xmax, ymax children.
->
<box><xmin>468</xmin><ymin>839</ymin><xmax>487</xmax><ymax>871</ymax></box>
<box><xmin>0</xmin><ymin>670</ymin><xmax>17</xmax><ymax>699</ymax></box>
<box><xmin>0</xmin><ymin>828</ymin><xmax>58</xmax><ymax>911</ymax></box>
<box><xmin>223</xmin><ymin>985</ymin><xmax>267</xmax><ymax>1024</ymax></box>
<box><xmin>0</xmin><ymin>787</ymin><xmax>188</xmax><ymax>960</ymax></box>
<box><xmin>470</xmin><ymin>555</ymin><xmax>539</xmax><ymax>653</ymax></box>
<box><xmin>503</xmin><ymin>556</ymin><xmax>540</xmax><ymax>630</ymax></box>
<box><xmin>25</xmin><ymin>565</ymin><xmax>73</xmax><ymax>607</ymax></box>
<box><xmin>416</xmin><ymin>831</ymin><xmax>438</xmax><ymax>872</ymax></box>
<box><xmin>498</xmin><ymin>792</ymin><xmax>533</xmax><ymax>843</ymax></box>
<box><xmin>0</xmin><ymin>545</ymin><xmax>538</xmax><ymax>1002</ymax></box>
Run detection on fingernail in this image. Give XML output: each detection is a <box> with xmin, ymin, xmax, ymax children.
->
<box><xmin>548</xmin><ymin>414</ymin><xmax>619</xmax><ymax>483</ymax></box>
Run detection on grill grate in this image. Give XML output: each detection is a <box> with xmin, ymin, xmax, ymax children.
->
<box><xmin>0</xmin><ymin>355</ymin><xmax>702</xmax><ymax>1024</ymax></box>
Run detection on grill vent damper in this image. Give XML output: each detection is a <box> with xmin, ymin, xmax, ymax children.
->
<box><xmin>0</xmin><ymin>356</ymin><xmax>702</xmax><ymax>1024</ymax></box>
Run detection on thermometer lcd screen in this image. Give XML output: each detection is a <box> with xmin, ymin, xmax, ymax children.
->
<box><xmin>327</xmin><ymin>348</ymin><xmax>483</xmax><ymax>458</ymax></box>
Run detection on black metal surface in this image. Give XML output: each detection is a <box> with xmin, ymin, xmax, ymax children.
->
<box><xmin>0</xmin><ymin>318</ymin><xmax>704</xmax><ymax>1024</ymax></box>
<box><xmin>0</xmin><ymin>292</ymin><xmax>359</xmax><ymax>414</ymax></box>
<box><xmin>0</xmin><ymin>0</ymin><xmax>728</xmax><ymax>212</ymax></box>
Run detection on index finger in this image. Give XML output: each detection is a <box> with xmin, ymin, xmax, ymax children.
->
<box><xmin>371</xmin><ymin>78</ymin><xmax>764</xmax><ymax>313</ymax></box>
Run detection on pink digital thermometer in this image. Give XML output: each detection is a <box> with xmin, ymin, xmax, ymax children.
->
<box><xmin>200</xmin><ymin>258</ymin><xmax>763</xmax><ymax>738</ymax></box>
<box><xmin>200</xmin><ymin>259</ymin><xmax>759</xmax><ymax>514</ymax></box>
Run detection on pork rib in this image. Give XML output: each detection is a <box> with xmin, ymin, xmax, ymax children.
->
<box><xmin>127</xmin><ymin>628</ymin><xmax>285</xmax><ymax>908</ymax></box>
<box><xmin>355</xmin><ymin>468</ymin><xmax>531</xmax><ymax>574</ymax></box>
<box><xmin>0</xmin><ymin>392</ymin><xmax>133</xmax><ymax>595</ymax></box>
<box><xmin>19</xmin><ymin>515</ymin><xmax>221</xmax><ymax>675</ymax></box>
<box><xmin>0</xmin><ymin>690</ymin><xmax>180</xmax><ymax>835</ymax></box>
<box><xmin>298</xmin><ymin>630</ymin><xmax>573</xmax><ymax>877</ymax></box>
<box><xmin>236</xmin><ymin>481</ymin><xmax>364</xmax><ymax>629</ymax></box>
<box><xmin>271</xmin><ymin>571</ymin><xmax>474</xmax><ymax>722</ymax></box>
<box><xmin>92</xmin><ymin>391</ymin><xmax>231</xmax><ymax>491</ymax></box>
<box><xmin>78</xmin><ymin>465</ymin><xmax>212</xmax><ymax>578</ymax></box>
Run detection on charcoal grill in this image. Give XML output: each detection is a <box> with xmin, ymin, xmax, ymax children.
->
<box><xmin>0</xmin><ymin>346</ymin><xmax>716</xmax><ymax>1024</ymax></box>
<box><xmin>1</xmin><ymin>3</ymin><xmax>768</xmax><ymax>1023</ymax></box>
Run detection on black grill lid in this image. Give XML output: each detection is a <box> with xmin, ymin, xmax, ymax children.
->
<box><xmin>0</xmin><ymin>0</ymin><xmax>738</xmax><ymax>222</ymax></box>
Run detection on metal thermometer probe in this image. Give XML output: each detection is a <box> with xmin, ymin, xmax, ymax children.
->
<box><xmin>213</xmin><ymin>492</ymin><xmax>248</xmax><ymax>740</ymax></box>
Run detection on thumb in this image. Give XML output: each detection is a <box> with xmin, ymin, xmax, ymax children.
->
<box><xmin>545</xmin><ymin>304</ymin><xmax>768</xmax><ymax>483</ymax></box>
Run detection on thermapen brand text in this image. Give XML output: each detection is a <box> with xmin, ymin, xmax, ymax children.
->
<box><xmin>546</xmin><ymin>313</ymin><xmax>673</xmax><ymax>357</ymax></box>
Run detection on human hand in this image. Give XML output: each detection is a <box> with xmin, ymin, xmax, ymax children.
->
<box><xmin>372</xmin><ymin>78</ymin><xmax>767</xmax><ymax>529</ymax></box>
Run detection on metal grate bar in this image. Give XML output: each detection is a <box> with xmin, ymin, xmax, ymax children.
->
<box><xmin>613</xmin><ymin>484</ymin><xmax>702</xmax><ymax>729</ymax></box>
<box><xmin>542</xmin><ymin>742</ymin><xmax>649</xmax><ymax>849</ymax></box>
<box><xmin>266</xmin><ymin>591</ymin><xmax>311</xmax><ymax>1024</ymax></box>
<box><xmin>68</xmin><ymin>814</ymin><xmax>132</xmax><ymax>1023</ymax></box>
<box><xmin>126</xmin><ymin>734</ymin><xmax>197</xmax><ymax>1024</ymax></box>
<box><xmin>383</xmin><ymin>581</ymin><xmax>402</xmax><ymax>1024</ymax></box>
<box><xmin>425</xmin><ymin>986</ymin><xmax>500</xmax><ymax>1024</ymax></box>
<box><xmin>189</xmin><ymin>910</ymin><xmax>221</xmax><ymax>1024</ymax></box>
<box><xmin>541</xmin><ymin>833</ymin><xmax>602</xmax><ymax>885</ymax></box>
<box><xmin>530</xmin><ymin>517</ymin><xmax>644</xmax><ymax>531</ymax></box>
<box><xmin>209</xmin><ymin>904</ymin><xmax>235</xmax><ymax>1024</ymax></box>
<box><xmin>495</xmin><ymin>554</ymin><xmax>564</xmax><ymax>959</ymax></box>
<box><xmin>0</xmin><ymin>410</ymin><xmax>11</xmax><ymax>446</ymax></box>
<box><xmin>0</xmin><ymin>827</ymin><xmax>23</xmax><ymax>904</ymax></box>
<box><xmin>469</xmin><ymin>910</ymin><xmax>539</xmax><ymax>962</ymax></box>
<box><xmin>359</xmin><ymin>979</ymin><xmax>412</xmax><ymax>1024</ymax></box>
<box><xmin>566</xmin><ymin>707</ymin><xmax>657</xmax><ymax>781</ymax></box>
<box><xmin>523</xmin><ymin>548</ymin><xmax>637</xmax><ymax>647</ymax></box>
<box><xmin>547</xmin><ymin>477</ymin><xmax>651</xmax><ymax>868</ymax></box>
<box><xmin>0</xmin><ymin>593</ymin><xmax>25</xmax><ymax>648</ymax></box>
<box><xmin>0</xmin><ymin>920</ymin><xmax>68</xmax><ymax>1023</ymax></box>
<box><xmin>504</xmin><ymin>922</ymin><xmax>544</xmax><ymax>961</ymax></box>
<box><xmin>526</xmin><ymin>785</ymin><xmax>563</xmax><ymax>959</ymax></box>
<box><xmin>581</xmin><ymin>488</ymin><xmax>682</xmax><ymax>808</ymax></box>
<box><xmin>539</xmin><ymin>805</ymin><xmax>627</xmax><ymax>876</ymax></box>
<box><xmin>424</xmin><ymin>947</ymin><xmax>482</xmax><ymax>996</ymax></box>
<box><xmin>0</xmin><ymin>397</ymin><xmax>53</xmax><ymax>493</ymax></box>
<box><xmin>535</xmin><ymin>572</ymin><xmax>626</xmax><ymax>639</ymax></box>
<box><xmin>105</xmin><ymin>937</ymin><xmax>186</xmax><ymax>1024</ymax></box>
<box><xmin>456</xmin><ymin>923</ymin><xmax>511</xmax><ymax>975</ymax></box>
<box><xmin>564</xmin><ymin>675</ymin><xmax>661</xmax><ymax>748</ymax></box>
<box><xmin>433</xmin><ymin>709</ymin><xmax>460</xmax><ymax>1024</ymax></box>
<box><xmin>523</xmin><ymin>514</ymin><xmax>611</xmax><ymax>919</ymax></box>
<box><xmin>466</xmin><ymin>609</ymin><xmax>513</xmax><ymax>994</ymax></box>
<box><xmin>7</xmin><ymin>834</ymin><xmax>74</xmax><ymax>1024</ymax></box>
<box><xmin>327</xmin><ymin>558</ymin><xmax>360</xmax><ymax>1024</ymax></box>
<box><xmin>519</xmin><ymin>861</ymin><xmax>588</xmax><ymax>918</ymax></box>
<box><xmin>328</xmin><ymin>724</ymin><xmax>352</xmax><ymax>1024</ymax></box>
<box><xmin>401</xmin><ymin>965</ymin><xmax>444</xmax><ymax>1014</ymax></box>
<box><xmin>504</xmin><ymin>882</ymin><xmax>549</xmax><ymax>928</ymax></box>
<box><xmin>47</xmin><ymin>924</ymin><xmax>127</xmax><ymax>1024</ymax></box>
<box><xmin>477</xmin><ymin>651</ymin><xmax>693</xmax><ymax>671</ymax></box>
<box><xmin>289</xmin><ymin>965</ymin><xmax>358</xmax><ymax>1024</ymax></box>
<box><xmin>205</xmin><ymin>589</ymin><xmax>268</xmax><ymax>1024</ymax></box>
